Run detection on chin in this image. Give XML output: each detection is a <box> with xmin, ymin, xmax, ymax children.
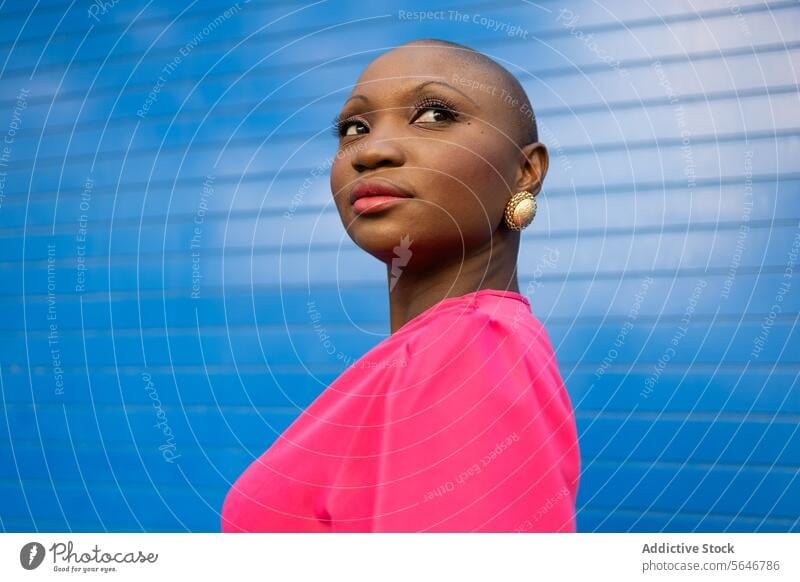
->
<box><xmin>346</xmin><ymin>222</ymin><xmax>415</xmax><ymax>265</ymax></box>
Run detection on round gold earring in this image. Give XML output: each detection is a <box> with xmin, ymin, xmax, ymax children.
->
<box><xmin>504</xmin><ymin>190</ymin><xmax>538</xmax><ymax>231</ymax></box>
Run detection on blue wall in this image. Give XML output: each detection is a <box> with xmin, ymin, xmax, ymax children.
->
<box><xmin>0</xmin><ymin>0</ymin><xmax>798</xmax><ymax>532</ymax></box>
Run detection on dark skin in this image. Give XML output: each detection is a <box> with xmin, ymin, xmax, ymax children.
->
<box><xmin>330</xmin><ymin>41</ymin><xmax>549</xmax><ymax>334</ymax></box>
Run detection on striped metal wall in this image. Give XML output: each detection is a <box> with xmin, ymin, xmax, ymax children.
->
<box><xmin>0</xmin><ymin>0</ymin><xmax>798</xmax><ymax>532</ymax></box>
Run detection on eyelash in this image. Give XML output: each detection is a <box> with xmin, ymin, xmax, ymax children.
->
<box><xmin>331</xmin><ymin>96</ymin><xmax>460</xmax><ymax>138</ymax></box>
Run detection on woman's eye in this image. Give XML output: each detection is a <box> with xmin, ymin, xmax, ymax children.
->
<box><xmin>412</xmin><ymin>106</ymin><xmax>457</xmax><ymax>124</ymax></box>
<box><xmin>341</xmin><ymin>120</ymin><xmax>368</xmax><ymax>137</ymax></box>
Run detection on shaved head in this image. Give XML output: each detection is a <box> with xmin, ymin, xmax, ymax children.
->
<box><xmin>390</xmin><ymin>38</ymin><xmax>538</xmax><ymax>146</ymax></box>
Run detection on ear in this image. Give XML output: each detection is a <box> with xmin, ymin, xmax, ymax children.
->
<box><xmin>515</xmin><ymin>142</ymin><xmax>549</xmax><ymax>195</ymax></box>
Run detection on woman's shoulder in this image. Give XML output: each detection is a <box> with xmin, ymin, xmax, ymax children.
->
<box><xmin>390</xmin><ymin>289</ymin><xmax>566</xmax><ymax>408</ymax></box>
<box><xmin>397</xmin><ymin>289</ymin><xmax>548</xmax><ymax>353</ymax></box>
<box><xmin>336</xmin><ymin>289</ymin><xmax>558</xmax><ymax>404</ymax></box>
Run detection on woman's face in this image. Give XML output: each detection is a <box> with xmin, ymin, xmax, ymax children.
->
<box><xmin>329</xmin><ymin>45</ymin><xmax>534</xmax><ymax>268</ymax></box>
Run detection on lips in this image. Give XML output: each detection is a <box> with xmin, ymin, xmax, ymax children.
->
<box><xmin>349</xmin><ymin>181</ymin><xmax>413</xmax><ymax>204</ymax></box>
<box><xmin>349</xmin><ymin>180</ymin><xmax>413</xmax><ymax>215</ymax></box>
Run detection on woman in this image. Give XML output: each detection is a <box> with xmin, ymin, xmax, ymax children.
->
<box><xmin>221</xmin><ymin>39</ymin><xmax>580</xmax><ymax>532</ymax></box>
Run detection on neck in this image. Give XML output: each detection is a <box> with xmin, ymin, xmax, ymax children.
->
<box><xmin>386</xmin><ymin>231</ymin><xmax>521</xmax><ymax>334</ymax></box>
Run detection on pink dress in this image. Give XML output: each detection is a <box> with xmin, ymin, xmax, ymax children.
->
<box><xmin>220</xmin><ymin>289</ymin><xmax>580</xmax><ymax>532</ymax></box>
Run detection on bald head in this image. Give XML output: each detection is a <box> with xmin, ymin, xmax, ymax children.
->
<box><xmin>384</xmin><ymin>38</ymin><xmax>538</xmax><ymax>146</ymax></box>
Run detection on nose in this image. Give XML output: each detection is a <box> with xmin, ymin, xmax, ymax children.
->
<box><xmin>351</xmin><ymin>132</ymin><xmax>406</xmax><ymax>172</ymax></box>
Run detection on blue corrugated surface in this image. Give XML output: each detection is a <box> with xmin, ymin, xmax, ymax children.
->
<box><xmin>0</xmin><ymin>0</ymin><xmax>798</xmax><ymax>532</ymax></box>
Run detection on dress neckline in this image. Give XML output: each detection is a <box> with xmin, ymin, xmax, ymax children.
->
<box><xmin>391</xmin><ymin>289</ymin><xmax>530</xmax><ymax>337</ymax></box>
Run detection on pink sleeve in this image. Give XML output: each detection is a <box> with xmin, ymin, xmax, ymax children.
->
<box><xmin>369</xmin><ymin>311</ymin><xmax>579</xmax><ymax>532</ymax></box>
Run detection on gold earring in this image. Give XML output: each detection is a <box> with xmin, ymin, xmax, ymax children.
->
<box><xmin>504</xmin><ymin>190</ymin><xmax>538</xmax><ymax>231</ymax></box>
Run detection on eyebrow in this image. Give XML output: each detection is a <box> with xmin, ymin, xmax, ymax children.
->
<box><xmin>342</xmin><ymin>80</ymin><xmax>480</xmax><ymax>108</ymax></box>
